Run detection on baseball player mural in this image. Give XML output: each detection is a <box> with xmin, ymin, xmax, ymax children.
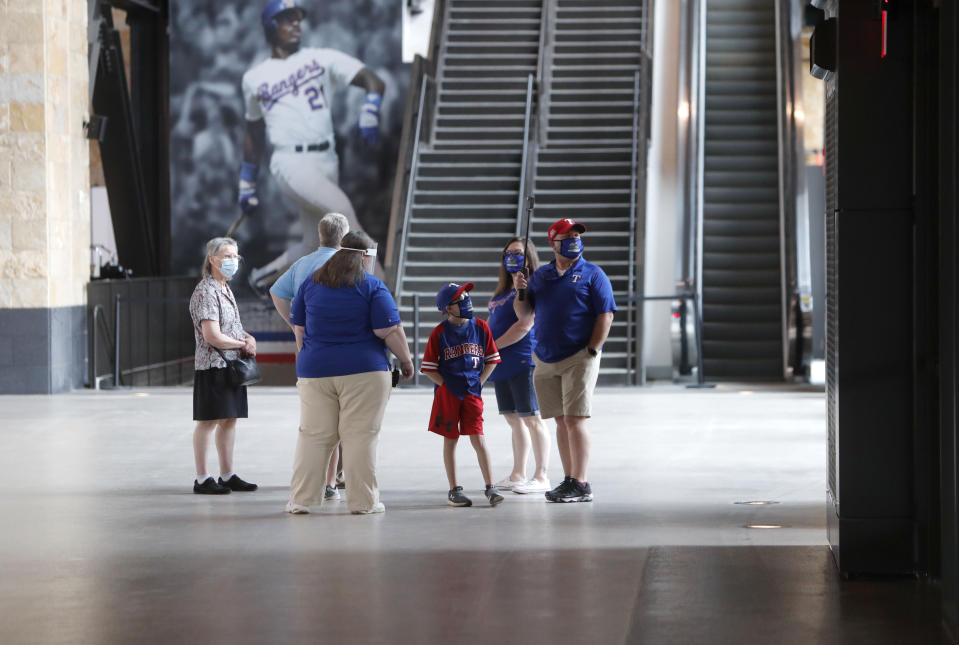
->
<box><xmin>240</xmin><ymin>0</ymin><xmax>386</xmax><ymax>291</ymax></box>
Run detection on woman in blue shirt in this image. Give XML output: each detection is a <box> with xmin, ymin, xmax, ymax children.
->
<box><xmin>487</xmin><ymin>237</ymin><xmax>552</xmax><ymax>494</ymax></box>
<box><xmin>286</xmin><ymin>232</ymin><xmax>414</xmax><ymax>515</ymax></box>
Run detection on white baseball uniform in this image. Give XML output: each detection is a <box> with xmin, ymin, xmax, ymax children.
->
<box><xmin>242</xmin><ymin>47</ymin><xmax>365</xmax><ymax>274</ymax></box>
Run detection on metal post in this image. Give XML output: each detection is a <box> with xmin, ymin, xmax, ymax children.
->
<box><xmin>413</xmin><ymin>293</ymin><xmax>420</xmax><ymax>387</ymax></box>
<box><xmin>92</xmin><ymin>305</ymin><xmax>99</xmax><ymax>390</ymax></box>
<box><xmin>113</xmin><ymin>294</ymin><xmax>121</xmax><ymax>387</ymax></box>
<box><xmin>692</xmin><ymin>291</ymin><xmax>707</xmax><ymax>387</ymax></box>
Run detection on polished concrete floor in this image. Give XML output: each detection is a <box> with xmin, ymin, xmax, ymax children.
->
<box><xmin>0</xmin><ymin>384</ymin><xmax>945</xmax><ymax>644</ymax></box>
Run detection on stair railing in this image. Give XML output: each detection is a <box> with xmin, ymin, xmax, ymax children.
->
<box><xmin>515</xmin><ymin>74</ymin><xmax>536</xmax><ymax>235</ymax></box>
<box><xmin>385</xmin><ymin>0</ymin><xmax>448</xmax><ymax>292</ymax></box>
<box><xmin>630</xmin><ymin>0</ymin><xmax>655</xmax><ymax>384</ymax></box>
<box><xmin>626</xmin><ymin>71</ymin><xmax>641</xmax><ymax>385</ymax></box>
<box><xmin>774</xmin><ymin>0</ymin><xmax>813</xmax><ymax>378</ymax></box>
<box><xmin>535</xmin><ymin>0</ymin><xmax>552</xmax><ymax>144</ymax></box>
<box><xmin>392</xmin><ymin>75</ymin><xmax>430</xmax><ymax>302</ymax></box>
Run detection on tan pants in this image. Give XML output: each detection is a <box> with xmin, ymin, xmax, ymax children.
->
<box><xmin>291</xmin><ymin>370</ymin><xmax>391</xmax><ymax>512</ymax></box>
<box><xmin>532</xmin><ymin>348</ymin><xmax>601</xmax><ymax>419</ymax></box>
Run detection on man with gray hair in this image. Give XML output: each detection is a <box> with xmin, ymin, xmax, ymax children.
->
<box><xmin>270</xmin><ymin>212</ymin><xmax>350</xmax><ymax>324</ymax></box>
<box><xmin>270</xmin><ymin>212</ymin><xmax>350</xmax><ymax>499</ymax></box>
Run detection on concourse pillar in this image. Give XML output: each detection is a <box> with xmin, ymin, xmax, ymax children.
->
<box><xmin>0</xmin><ymin>0</ymin><xmax>90</xmax><ymax>393</ymax></box>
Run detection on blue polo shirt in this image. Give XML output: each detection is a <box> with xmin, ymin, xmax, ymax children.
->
<box><xmin>290</xmin><ymin>273</ymin><xmax>401</xmax><ymax>378</ymax></box>
<box><xmin>270</xmin><ymin>247</ymin><xmax>338</xmax><ymax>300</ymax></box>
<box><xmin>527</xmin><ymin>257</ymin><xmax>616</xmax><ymax>363</ymax></box>
<box><xmin>486</xmin><ymin>289</ymin><xmax>535</xmax><ymax>382</ymax></box>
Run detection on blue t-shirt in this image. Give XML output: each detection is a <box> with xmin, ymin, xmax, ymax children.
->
<box><xmin>270</xmin><ymin>247</ymin><xmax>338</xmax><ymax>300</ymax></box>
<box><xmin>290</xmin><ymin>273</ymin><xmax>401</xmax><ymax>378</ymax></box>
<box><xmin>527</xmin><ymin>257</ymin><xmax>617</xmax><ymax>363</ymax></box>
<box><xmin>486</xmin><ymin>289</ymin><xmax>535</xmax><ymax>382</ymax></box>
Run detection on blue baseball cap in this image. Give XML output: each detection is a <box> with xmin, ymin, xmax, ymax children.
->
<box><xmin>436</xmin><ymin>282</ymin><xmax>474</xmax><ymax>312</ymax></box>
<box><xmin>262</xmin><ymin>0</ymin><xmax>306</xmax><ymax>42</ymax></box>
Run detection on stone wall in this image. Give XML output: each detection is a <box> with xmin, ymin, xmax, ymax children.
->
<box><xmin>0</xmin><ymin>0</ymin><xmax>90</xmax><ymax>392</ymax></box>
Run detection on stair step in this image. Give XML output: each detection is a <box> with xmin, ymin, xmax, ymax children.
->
<box><xmin>416</xmin><ymin>178</ymin><xmax>520</xmax><ymax>191</ymax></box>
<box><xmin>702</xmin><ymin>236</ymin><xmax>781</xmax><ymax>252</ymax></box>
<box><xmin>441</xmin><ymin>66</ymin><xmax>538</xmax><ymax>75</ymax></box>
<box><xmin>554</xmin><ymin>42</ymin><xmax>645</xmax><ymax>55</ymax></box>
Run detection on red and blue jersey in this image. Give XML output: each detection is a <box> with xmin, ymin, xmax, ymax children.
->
<box><xmin>421</xmin><ymin>318</ymin><xmax>501</xmax><ymax>399</ymax></box>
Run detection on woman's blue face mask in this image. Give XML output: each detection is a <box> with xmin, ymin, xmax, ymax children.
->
<box><xmin>219</xmin><ymin>257</ymin><xmax>239</xmax><ymax>278</ymax></box>
<box><xmin>559</xmin><ymin>237</ymin><xmax>583</xmax><ymax>259</ymax></box>
<box><xmin>503</xmin><ymin>252</ymin><xmax>525</xmax><ymax>273</ymax></box>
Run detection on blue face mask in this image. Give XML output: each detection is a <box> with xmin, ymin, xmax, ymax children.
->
<box><xmin>503</xmin><ymin>253</ymin><xmax>525</xmax><ymax>273</ymax></box>
<box><xmin>560</xmin><ymin>237</ymin><xmax>583</xmax><ymax>259</ymax></box>
<box><xmin>219</xmin><ymin>257</ymin><xmax>239</xmax><ymax>278</ymax></box>
<box><xmin>453</xmin><ymin>295</ymin><xmax>474</xmax><ymax>319</ymax></box>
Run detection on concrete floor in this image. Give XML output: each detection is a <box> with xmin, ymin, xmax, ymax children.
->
<box><xmin>0</xmin><ymin>384</ymin><xmax>945</xmax><ymax>644</ymax></box>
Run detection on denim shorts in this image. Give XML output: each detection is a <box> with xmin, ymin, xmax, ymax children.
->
<box><xmin>493</xmin><ymin>366</ymin><xmax>539</xmax><ymax>417</ymax></box>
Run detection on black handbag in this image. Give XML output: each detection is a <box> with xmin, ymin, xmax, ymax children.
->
<box><xmin>214</xmin><ymin>346</ymin><xmax>262</xmax><ymax>387</ymax></box>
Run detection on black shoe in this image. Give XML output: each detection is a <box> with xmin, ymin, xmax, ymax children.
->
<box><xmin>544</xmin><ymin>476</ymin><xmax>575</xmax><ymax>502</ymax></box>
<box><xmin>448</xmin><ymin>486</ymin><xmax>472</xmax><ymax>507</ymax></box>
<box><xmin>194</xmin><ymin>477</ymin><xmax>230</xmax><ymax>495</ymax></box>
<box><xmin>485</xmin><ymin>485</ymin><xmax>505</xmax><ymax>506</ymax></box>
<box><xmin>550</xmin><ymin>478</ymin><xmax>593</xmax><ymax>503</ymax></box>
<box><xmin>218</xmin><ymin>474</ymin><xmax>258</xmax><ymax>492</ymax></box>
<box><xmin>324</xmin><ymin>485</ymin><xmax>340</xmax><ymax>500</ymax></box>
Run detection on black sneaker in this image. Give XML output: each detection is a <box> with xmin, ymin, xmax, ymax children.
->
<box><xmin>218</xmin><ymin>474</ymin><xmax>258</xmax><ymax>492</ymax></box>
<box><xmin>544</xmin><ymin>476</ymin><xmax>575</xmax><ymax>502</ymax></box>
<box><xmin>448</xmin><ymin>486</ymin><xmax>472</xmax><ymax>507</ymax></box>
<box><xmin>194</xmin><ymin>477</ymin><xmax>230</xmax><ymax>495</ymax></box>
<box><xmin>485</xmin><ymin>485</ymin><xmax>505</xmax><ymax>506</ymax></box>
<box><xmin>551</xmin><ymin>478</ymin><xmax>593</xmax><ymax>503</ymax></box>
<box><xmin>324</xmin><ymin>485</ymin><xmax>340</xmax><ymax>500</ymax></box>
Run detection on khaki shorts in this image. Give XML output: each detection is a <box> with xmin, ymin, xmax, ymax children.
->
<box><xmin>532</xmin><ymin>348</ymin><xmax>601</xmax><ymax>419</ymax></box>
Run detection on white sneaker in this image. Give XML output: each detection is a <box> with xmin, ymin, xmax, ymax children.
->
<box><xmin>285</xmin><ymin>501</ymin><xmax>310</xmax><ymax>514</ymax></box>
<box><xmin>493</xmin><ymin>476</ymin><xmax>527</xmax><ymax>491</ymax></box>
<box><xmin>512</xmin><ymin>479</ymin><xmax>552</xmax><ymax>494</ymax></box>
<box><xmin>351</xmin><ymin>502</ymin><xmax>386</xmax><ymax>515</ymax></box>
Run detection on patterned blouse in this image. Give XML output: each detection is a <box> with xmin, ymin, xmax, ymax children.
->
<box><xmin>189</xmin><ymin>276</ymin><xmax>246</xmax><ymax>371</ymax></box>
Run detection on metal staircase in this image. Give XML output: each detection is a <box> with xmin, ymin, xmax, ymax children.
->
<box><xmin>392</xmin><ymin>0</ymin><xmax>651</xmax><ymax>383</ymax></box>
<box><xmin>700</xmin><ymin>0</ymin><xmax>784</xmax><ymax>379</ymax></box>
<box><xmin>531</xmin><ymin>0</ymin><xmax>649</xmax><ymax>380</ymax></box>
<box><xmin>396</xmin><ymin>0</ymin><xmax>543</xmax><ymax>353</ymax></box>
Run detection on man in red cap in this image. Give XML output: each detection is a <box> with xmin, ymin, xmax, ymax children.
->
<box><xmin>513</xmin><ymin>218</ymin><xmax>616</xmax><ymax>502</ymax></box>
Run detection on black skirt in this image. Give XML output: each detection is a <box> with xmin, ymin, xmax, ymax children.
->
<box><xmin>193</xmin><ymin>367</ymin><xmax>248</xmax><ymax>421</ymax></box>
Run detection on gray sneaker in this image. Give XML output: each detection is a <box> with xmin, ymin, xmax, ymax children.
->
<box><xmin>447</xmin><ymin>486</ymin><xmax>472</xmax><ymax>507</ymax></box>
<box><xmin>485</xmin><ymin>485</ymin><xmax>505</xmax><ymax>506</ymax></box>
<box><xmin>324</xmin><ymin>485</ymin><xmax>340</xmax><ymax>501</ymax></box>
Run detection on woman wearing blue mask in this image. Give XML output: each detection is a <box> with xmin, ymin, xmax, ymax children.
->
<box><xmin>188</xmin><ymin>237</ymin><xmax>259</xmax><ymax>495</ymax></box>
<box><xmin>487</xmin><ymin>238</ymin><xmax>553</xmax><ymax>495</ymax></box>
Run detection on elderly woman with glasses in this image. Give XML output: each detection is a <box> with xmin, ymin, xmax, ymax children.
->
<box><xmin>188</xmin><ymin>237</ymin><xmax>258</xmax><ymax>495</ymax></box>
<box><xmin>285</xmin><ymin>231</ymin><xmax>414</xmax><ymax>515</ymax></box>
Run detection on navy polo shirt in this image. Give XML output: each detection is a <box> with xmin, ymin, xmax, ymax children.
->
<box><xmin>527</xmin><ymin>257</ymin><xmax>617</xmax><ymax>363</ymax></box>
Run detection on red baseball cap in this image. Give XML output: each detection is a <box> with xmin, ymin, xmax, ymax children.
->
<box><xmin>547</xmin><ymin>218</ymin><xmax>587</xmax><ymax>242</ymax></box>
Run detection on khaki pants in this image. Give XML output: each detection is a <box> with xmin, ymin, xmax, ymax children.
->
<box><xmin>532</xmin><ymin>348</ymin><xmax>601</xmax><ymax>419</ymax></box>
<box><xmin>291</xmin><ymin>370</ymin><xmax>391</xmax><ymax>512</ymax></box>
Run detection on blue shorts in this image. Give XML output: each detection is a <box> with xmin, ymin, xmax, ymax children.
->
<box><xmin>493</xmin><ymin>367</ymin><xmax>539</xmax><ymax>417</ymax></box>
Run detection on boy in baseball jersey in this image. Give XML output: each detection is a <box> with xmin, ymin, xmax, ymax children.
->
<box><xmin>421</xmin><ymin>282</ymin><xmax>505</xmax><ymax>507</ymax></box>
